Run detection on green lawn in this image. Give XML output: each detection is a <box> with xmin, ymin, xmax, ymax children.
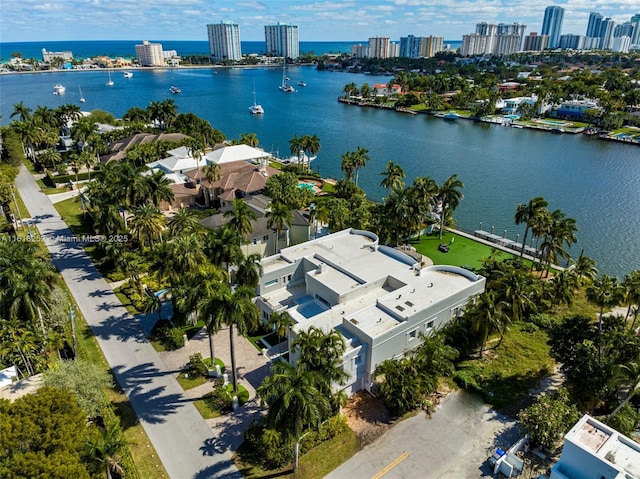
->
<box><xmin>411</xmin><ymin>230</ymin><xmax>517</xmax><ymax>270</ymax></box>
<box><xmin>193</xmin><ymin>383</ymin><xmax>250</xmax><ymax>419</ymax></box>
<box><xmin>234</xmin><ymin>429</ymin><xmax>359</xmax><ymax>479</ymax></box>
<box><xmin>53</xmin><ymin>196</ymin><xmax>93</xmax><ymax>236</ymax></box>
<box><xmin>454</xmin><ymin>322</ymin><xmax>555</xmax><ymax>414</ymax></box>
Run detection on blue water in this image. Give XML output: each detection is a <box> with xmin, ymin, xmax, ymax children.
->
<box><xmin>0</xmin><ymin>66</ymin><xmax>638</xmax><ymax>278</ymax></box>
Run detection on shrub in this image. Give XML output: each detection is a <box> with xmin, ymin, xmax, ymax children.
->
<box><xmin>149</xmin><ymin>319</ymin><xmax>184</xmax><ymax>350</ymax></box>
<box><xmin>528</xmin><ymin>313</ymin><xmax>555</xmax><ymax>330</ymax></box>
<box><xmin>167</xmin><ymin>328</ymin><xmax>185</xmax><ymax>350</ymax></box>
<box><xmin>242</xmin><ymin>419</ymin><xmax>293</xmax><ymax>470</ymax></box>
<box><xmin>202</xmin><ymin>380</ymin><xmax>233</xmax><ymax>414</ymax></box>
<box><xmin>188</xmin><ymin>352</ymin><xmax>208</xmax><ymax>377</ymax></box>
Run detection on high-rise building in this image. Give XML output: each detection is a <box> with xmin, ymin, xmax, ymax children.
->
<box><xmin>612</xmin><ymin>36</ymin><xmax>631</xmax><ymax>53</ymax></box>
<box><xmin>135</xmin><ymin>40</ymin><xmax>164</xmax><ymax>67</ymax></box>
<box><xmin>586</xmin><ymin>12</ymin><xmax>603</xmax><ymax>38</ymax></box>
<box><xmin>631</xmin><ymin>14</ymin><xmax>640</xmax><ymax>45</ymax></box>
<box><xmin>541</xmin><ymin>6</ymin><xmax>564</xmax><ymax>49</ymax></box>
<box><xmin>598</xmin><ymin>18</ymin><xmax>615</xmax><ymax>49</ymax></box>
<box><xmin>523</xmin><ymin>32</ymin><xmax>549</xmax><ymax>51</ymax></box>
<box><xmin>368</xmin><ymin>37</ymin><xmax>390</xmax><ymax>58</ymax></box>
<box><xmin>265</xmin><ymin>23</ymin><xmax>299</xmax><ymax>59</ymax></box>
<box><xmin>207</xmin><ymin>22</ymin><xmax>242</xmax><ymax>61</ymax></box>
<box><xmin>399</xmin><ymin>35</ymin><xmax>445</xmax><ymax>58</ymax></box>
<box><xmin>461</xmin><ymin>22</ymin><xmax>525</xmax><ymax>56</ymax></box>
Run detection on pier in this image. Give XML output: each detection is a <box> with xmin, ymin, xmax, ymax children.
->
<box><xmin>472</xmin><ymin>223</ymin><xmax>540</xmax><ymax>258</ymax></box>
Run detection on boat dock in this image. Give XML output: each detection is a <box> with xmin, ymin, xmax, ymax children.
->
<box><xmin>473</xmin><ymin>224</ymin><xmax>540</xmax><ymax>258</ymax></box>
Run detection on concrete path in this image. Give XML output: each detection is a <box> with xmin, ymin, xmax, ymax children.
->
<box><xmin>159</xmin><ymin>325</ymin><xmax>271</xmax><ymax>452</ymax></box>
<box><xmin>15</xmin><ymin>165</ymin><xmax>241</xmax><ymax>479</ymax></box>
<box><xmin>326</xmin><ymin>391</ymin><xmax>521</xmax><ymax>479</ymax></box>
<box><xmin>47</xmin><ymin>186</ymin><xmax>87</xmax><ymax>204</ymax></box>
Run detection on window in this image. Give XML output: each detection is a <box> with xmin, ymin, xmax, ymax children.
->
<box><xmin>252</xmin><ymin>238</ymin><xmax>258</xmax><ymax>245</ymax></box>
<box><xmin>354</xmin><ymin>355</ymin><xmax>362</xmax><ymax>365</ymax></box>
<box><xmin>408</xmin><ymin>329</ymin><xmax>417</xmax><ymax>340</ymax></box>
<box><xmin>287</xmin><ymin>274</ymin><xmax>292</xmax><ymax>281</ymax></box>
<box><xmin>265</xmin><ymin>278</ymin><xmax>278</xmax><ymax>287</ymax></box>
<box><xmin>263</xmin><ymin>235</ymin><xmax>269</xmax><ymax>241</ymax></box>
<box><xmin>262</xmin><ymin>311</ymin><xmax>268</xmax><ymax>320</ymax></box>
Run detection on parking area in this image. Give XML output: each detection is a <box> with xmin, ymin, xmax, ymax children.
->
<box><xmin>326</xmin><ymin>390</ymin><xmax>521</xmax><ymax>479</ymax></box>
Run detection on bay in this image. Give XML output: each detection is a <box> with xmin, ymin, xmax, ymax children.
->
<box><xmin>1</xmin><ymin>66</ymin><xmax>638</xmax><ymax>278</ymax></box>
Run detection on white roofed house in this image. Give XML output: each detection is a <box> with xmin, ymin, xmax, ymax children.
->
<box><xmin>255</xmin><ymin>229</ymin><xmax>486</xmax><ymax>396</ymax></box>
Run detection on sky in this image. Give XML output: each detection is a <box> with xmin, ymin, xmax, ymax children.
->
<box><xmin>1</xmin><ymin>0</ymin><xmax>639</xmax><ymax>43</ymax></box>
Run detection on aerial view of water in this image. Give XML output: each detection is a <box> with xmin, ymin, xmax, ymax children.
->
<box><xmin>0</xmin><ymin>64</ymin><xmax>638</xmax><ymax>278</ymax></box>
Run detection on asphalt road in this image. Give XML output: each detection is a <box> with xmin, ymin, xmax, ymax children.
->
<box><xmin>15</xmin><ymin>166</ymin><xmax>241</xmax><ymax>479</ymax></box>
<box><xmin>325</xmin><ymin>391</ymin><xmax>521</xmax><ymax>479</ymax></box>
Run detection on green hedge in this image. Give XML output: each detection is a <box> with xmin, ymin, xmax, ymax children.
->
<box><xmin>47</xmin><ymin>171</ymin><xmax>92</xmax><ymax>185</ymax></box>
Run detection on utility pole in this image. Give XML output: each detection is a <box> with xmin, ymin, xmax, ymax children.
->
<box><xmin>68</xmin><ymin>306</ymin><xmax>77</xmax><ymax>359</ymax></box>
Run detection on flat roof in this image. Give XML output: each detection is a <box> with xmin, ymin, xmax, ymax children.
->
<box><xmin>568</xmin><ymin>415</ymin><xmax>640</xmax><ymax>478</ymax></box>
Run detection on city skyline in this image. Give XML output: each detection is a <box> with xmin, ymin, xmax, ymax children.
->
<box><xmin>1</xmin><ymin>0</ymin><xmax>638</xmax><ymax>44</ymax></box>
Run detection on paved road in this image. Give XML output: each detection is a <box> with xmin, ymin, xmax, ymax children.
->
<box><xmin>15</xmin><ymin>166</ymin><xmax>241</xmax><ymax>479</ymax></box>
<box><xmin>326</xmin><ymin>391</ymin><xmax>521</xmax><ymax>479</ymax></box>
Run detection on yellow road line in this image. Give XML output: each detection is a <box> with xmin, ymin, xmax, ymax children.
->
<box><xmin>371</xmin><ymin>452</ymin><xmax>409</xmax><ymax>479</ymax></box>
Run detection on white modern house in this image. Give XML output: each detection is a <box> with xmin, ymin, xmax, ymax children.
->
<box><xmin>550</xmin><ymin>415</ymin><xmax>640</xmax><ymax>479</ymax></box>
<box><xmin>255</xmin><ymin>229</ymin><xmax>486</xmax><ymax>395</ymax></box>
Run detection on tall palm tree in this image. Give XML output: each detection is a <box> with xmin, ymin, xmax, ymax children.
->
<box><xmin>205</xmin><ymin>225</ymin><xmax>243</xmax><ymax>278</ymax></box>
<box><xmin>10</xmin><ymin>101</ymin><xmax>32</xmax><ymax>122</ymax></box>
<box><xmin>266</xmin><ymin>202</ymin><xmax>293</xmax><ymax>255</ymax></box>
<box><xmin>37</xmin><ymin>148</ymin><xmax>62</xmax><ymax>170</ymax></box>
<box><xmin>340</xmin><ymin>151</ymin><xmax>355</xmax><ymax>182</ymax></box>
<box><xmin>437</xmin><ymin>174</ymin><xmax>464</xmax><ymax>239</ymax></box>
<box><xmin>351</xmin><ymin>146</ymin><xmax>370</xmax><ymax>187</ymax></box>
<box><xmin>153</xmin><ymin>234</ymin><xmax>207</xmax><ymax>285</ymax></box>
<box><xmin>412</xmin><ymin>176</ymin><xmax>438</xmax><ymax>231</ymax></box>
<box><xmin>267</xmin><ymin>310</ymin><xmax>294</xmax><ymax>356</ymax></box>
<box><xmin>128</xmin><ymin>204</ymin><xmax>165</xmax><ymax>250</ymax></box>
<box><xmin>288</xmin><ymin>134</ymin><xmax>305</xmax><ymax>171</ymax></box>
<box><xmin>144</xmin><ymin>169</ymin><xmax>175</xmax><ymax>208</ymax></box>
<box><xmin>379</xmin><ymin>161</ymin><xmax>405</xmax><ymax>195</ymax></box>
<box><xmin>238</xmin><ymin>132</ymin><xmax>259</xmax><ymax>147</ymax></box>
<box><xmin>301</xmin><ymin>134</ymin><xmax>321</xmax><ymax>172</ymax></box>
<box><xmin>569</xmin><ymin>252</ymin><xmax>598</xmax><ymax>286</ymax></box>
<box><xmin>292</xmin><ymin>326</ymin><xmax>348</xmax><ymax>389</ymax></box>
<box><xmin>514</xmin><ymin>197</ymin><xmax>549</xmax><ymax>258</ymax></box>
<box><xmin>257</xmin><ymin>361</ymin><xmax>331</xmax><ymax>473</ymax></box>
<box><xmin>222</xmin><ymin>285</ymin><xmax>260</xmax><ymax>393</ymax></box>
<box><xmin>202</xmin><ymin>163</ymin><xmax>221</xmax><ymax>206</ymax></box>
<box><xmin>587</xmin><ymin>274</ymin><xmax>624</xmax><ymax>335</ymax></box>
<box><xmin>622</xmin><ymin>270</ymin><xmax>640</xmax><ymax>331</ymax></box>
<box><xmin>188</xmin><ymin>137</ymin><xmax>206</xmax><ymax>185</ymax></box>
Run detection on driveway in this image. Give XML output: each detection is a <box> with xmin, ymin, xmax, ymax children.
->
<box><xmin>14</xmin><ymin>166</ymin><xmax>241</xmax><ymax>479</ymax></box>
<box><xmin>325</xmin><ymin>391</ymin><xmax>521</xmax><ymax>479</ymax></box>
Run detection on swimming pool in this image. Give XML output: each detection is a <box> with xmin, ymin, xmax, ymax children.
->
<box><xmin>298</xmin><ymin>182</ymin><xmax>316</xmax><ymax>191</ymax></box>
<box><xmin>504</xmin><ymin>114</ymin><xmax>520</xmax><ymax>120</ymax></box>
<box><xmin>539</xmin><ymin>119</ymin><xmax>567</xmax><ymax>126</ymax></box>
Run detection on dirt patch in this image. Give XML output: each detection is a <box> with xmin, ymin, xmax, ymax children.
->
<box><xmin>343</xmin><ymin>391</ymin><xmax>392</xmax><ymax>446</ymax></box>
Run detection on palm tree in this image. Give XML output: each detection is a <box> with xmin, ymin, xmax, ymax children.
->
<box><xmin>10</xmin><ymin>101</ymin><xmax>32</xmax><ymax>122</ymax></box>
<box><xmin>350</xmin><ymin>146</ymin><xmax>370</xmax><ymax>186</ymax></box>
<box><xmin>202</xmin><ymin>163</ymin><xmax>221</xmax><ymax>206</ymax></box>
<box><xmin>154</xmin><ymin>234</ymin><xmax>207</xmax><ymax>285</ymax></box>
<box><xmin>292</xmin><ymin>326</ymin><xmax>348</xmax><ymax>389</ymax></box>
<box><xmin>373</xmin><ymin>357</ymin><xmax>424</xmax><ymax>416</ymax></box>
<box><xmin>224</xmin><ymin>198</ymin><xmax>256</xmax><ymax>244</ymax></box>
<box><xmin>301</xmin><ymin>134</ymin><xmax>320</xmax><ymax>172</ymax></box>
<box><xmin>569</xmin><ymin>252</ymin><xmax>598</xmax><ymax>286</ymax></box>
<box><xmin>267</xmin><ymin>310</ymin><xmax>294</xmax><ymax>356</ymax></box>
<box><xmin>222</xmin><ymin>285</ymin><xmax>260</xmax><ymax>393</ymax></box>
<box><xmin>340</xmin><ymin>151</ymin><xmax>355</xmax><ymax>182</ymax></box>
<box><xmin>288</xmin><ymin>134</ymin><xmax>305</xmax><ymax>171</ymax></box>
<box><xmin>176</xmin><ymin>264</ymin><xmax>228</xmax><ymax>361</ymax></box>
<box><xmin>238</xmin><ymin>132</ymin><xmax>259</xmax><ymax>147</ymax></box>
<box><xmin>205</xmin><ymin>225</ymin><xmax>243</xmax><ymax>278</ymax></box>
<box><xmin>167</xmin><ymin>207</ymin><xmax>203</xmax><ymax>237</ymax></box>
<box><xmin>188</xmin><ymin>137</ymin><xmax>206</xmax><ymax>185</ymax></box>
<box><xmin>266</xmin><ymin>202</ymin><xmax>293</xmax><ymax>255</ymax></box>
<box><xmin>86</xmin><ymin>423</ymin><xmax>128</xmax><ymax>479</ymax></box>
<box><xmin>123</xmin><ymin>106</ymin><xmax>149</xmax><ymax>124</ymax></box>
<box><xmin>622</xmin><ymin>270</ymin><xmax>640</xmax><ymax>331</ymax></box>
<box><xmin>128</xmin><ymin>204</ymin><xmax>165</xmax><ymax>250</ymax></box>
<box><xmin>257</xmin><ymin>361</ymin><xmax>331</xmax><ymax>473</ymax></box>
<box><xmin>514</xmin><ymin>197</ymin><xmax>549</xmax><ymax>258</ymax></box>
<box><xmin>466</xmin><ymin>291</ymin><xmax>510</xmax><ymax>357</ymax></box>
<box><xmin>379</xmin><ymin>161</ymin><xmax>405</xmax><ymax>195</ymax></box>
<box><xmin>587</xmin><ymin>274</ymin><xmax>624</xmax><ymax>335</ymax></box>
<box><xmin>235</xmin><ymin>253</ymin><xmax>263</xmax><ymax>288</ymax></box>
<box><xmin>37</xmin><ymin>148</ymin><xmax>62</xmax><ymax>170</ymax></box>
<box><xmin>144</xmin><ymin>169</ymin><xmax>175</xmax><ymax>208</ymax></box>
<box><xmin>437</xmin><ymin>174</ymin><xmax>464</xmax><ymax>239</ymax></box>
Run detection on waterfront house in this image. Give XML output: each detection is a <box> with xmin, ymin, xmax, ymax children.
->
<box><xmin>550</xmin><ymin>414</ymin><xmax>640</xmax><ymax>479</ymax></box>
<box><xmin>372</xmin><ymin>83</ymin><xmax>402</xmax><ymax>96</ymax></box>
<box><xmin>255</xmin><ymin>229</ymin><xmax>486</xmax><ymax>395</ymax></box>
<box><xmin>102</xmin><ymin>132</ymin><xmax>189</xmax><ymax>164</ymax></box>
<box><xmin>551</xmin><ymin>99</ymin><xmax>601</xmax><ymax>121</ymax></box>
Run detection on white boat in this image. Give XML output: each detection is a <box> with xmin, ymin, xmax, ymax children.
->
<box><xmin>79</xmin><ymin>86</ymin><xmax>85</xmax><ymax>103</ymax></box>
<box><xmin>249</xmin><ymin>81</ymin><xmax>264</xmax><ymax>115</ymax></box>
<box><xmin>443</xmin><ymin>111</ymin><xmax>460</xmax><ymax>121</ymax></box>
<box><xmin>170</xmin><ymin>85</ymin><xmax>181</xmax><ymax>94</ymax></box>
<box><xmin>123</xmin><ymin>71</ymin><xmax>133</xmax><ymax>78</ymax></box>
<box><xmin>106</xmin><ymin>71</ymin><xmax>114</xmax><ymax>86</ymax></box>
<box><xmin>53</xmin><ymin>84</ymin><xmax>66</xmax><ymax>95</ymax></box>
<box><xmin>279</xmin><ymin>62</ymin><xmax>295</xmax><ymax>93</ymax></box>
<box><xmin>284</xmin><ymin>150</ymin><xmax>316</xmax><ymax>164</ymax></box>
<box><xmin>297</xmin><ymin>80</ymin><xmax>307</xmax><ymax>87</ymax></box>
